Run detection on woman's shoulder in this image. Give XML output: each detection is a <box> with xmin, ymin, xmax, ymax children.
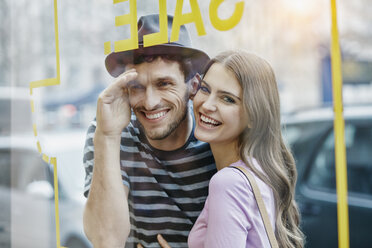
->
<box><xmin>209</xmin><ymin>160</ymin><xmax>253</xmax><ymax>195</ymax></box>
<box><xmin>209</xmin><ymin>159</ymin><xmax>274</xmax><ymax>200</ymax></box>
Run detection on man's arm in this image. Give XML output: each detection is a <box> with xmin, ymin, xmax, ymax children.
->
<box><xmin>83</xmin><ymin>69</ymin><xmax>137</xmax><ymax>247</ymax></box>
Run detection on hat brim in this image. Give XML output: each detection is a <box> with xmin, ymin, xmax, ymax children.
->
<box><xmin>105</xmin><ymin>43</ymin><xmax>210</xmax><ymax>78</ymax></box>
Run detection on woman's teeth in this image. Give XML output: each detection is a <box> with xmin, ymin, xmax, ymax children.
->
<box><xmin>200</xmin><ymin>114</ymin><xmax>221</xmax><ymax>126</ymax></box>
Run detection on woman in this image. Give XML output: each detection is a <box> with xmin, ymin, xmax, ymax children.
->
<box><xmin>186</xmin><ymin>50</ymin><xmax>304</xmax><ymax>248</ymax></box>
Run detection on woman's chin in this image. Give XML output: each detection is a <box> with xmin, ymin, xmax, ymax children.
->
<box><xmin>194</xmin><ymin>129</ymin><xmax>217</xmax><ymax>144</ymax></box>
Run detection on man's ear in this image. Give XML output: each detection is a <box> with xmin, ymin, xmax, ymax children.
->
<box><xmin>189</xmin><ymin>73</ymin><xmax>201</xmax><ymax>100</ymax></box>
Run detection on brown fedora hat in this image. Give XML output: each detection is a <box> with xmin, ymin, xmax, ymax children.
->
<box><xmin>105</xmin><ymin>14</ymin><xmax>210</xmax><ymax>78</ymax></box>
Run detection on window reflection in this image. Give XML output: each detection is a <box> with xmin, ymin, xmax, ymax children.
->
<box><xmin>307</xmin><ymin>124</ymin><xmax>372</xmax><ymax>197</ymax></box>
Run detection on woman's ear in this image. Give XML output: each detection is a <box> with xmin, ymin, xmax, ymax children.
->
<box><xmin>189</xmin><ymin>73</ymin><xmax>201</xmax><ymax>100</ymax></box>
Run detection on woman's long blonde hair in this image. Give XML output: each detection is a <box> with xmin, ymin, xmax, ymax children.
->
<box><xmin>206</xmin><ymin>50</ymin><xmax>304</xmax><ymax>248</ymax></box>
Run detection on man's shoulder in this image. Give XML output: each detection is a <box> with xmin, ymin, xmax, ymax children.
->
<box><xmin>83</xmin><ymin>116</ymin><xmax>143</xmax><ymax>156</ymax></box>
<box><xmin>85</xmin><ymin>114</ymin><xmax>140</xmax><ymax>134</ymax></box>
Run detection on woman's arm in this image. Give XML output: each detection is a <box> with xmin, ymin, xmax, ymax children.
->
<box><xmin>204</xmin><ymin>168</ymin><xmax>252</xmax><ymax>247</ymax></box>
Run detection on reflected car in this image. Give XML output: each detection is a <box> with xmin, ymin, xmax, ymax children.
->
<box><xmin>282</xmin><ymin>104</ymin><xmax>372</xmax><ymax>248</ymax></box>
<box><xmin>0</xmin><ymin>130</ymin><xmax>92</xmax><ymax>248</ymax></box>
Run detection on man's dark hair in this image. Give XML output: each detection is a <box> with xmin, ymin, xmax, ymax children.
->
<box><xmin>133</xmin><ymin>54</ymin><xmax>194</xmax><ymax>82</ymax></box>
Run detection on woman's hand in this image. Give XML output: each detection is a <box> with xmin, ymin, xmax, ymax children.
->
<box><xmin>137</xmin><ymin>234</ymin><xmax>171</xmax><ymax>248</ymax></box>
<box><xmin>157</xmin><ymin>234</ymin><xmax>171</xmax><ymax>248</ymax></box>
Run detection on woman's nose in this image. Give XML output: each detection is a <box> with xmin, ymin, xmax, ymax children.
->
<box><xmin>201</xmin><ymin>96</ymin><xmax>217</xmax><ymax>112</ymax></box>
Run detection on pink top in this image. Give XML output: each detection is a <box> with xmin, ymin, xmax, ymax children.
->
<box><xmin>188</xmin><ymin>160</ymin><xmax>276</xmax><ymax>248</ymax></box>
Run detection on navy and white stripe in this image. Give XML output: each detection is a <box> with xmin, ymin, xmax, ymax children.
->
<box><xmin>83</xmin><ymin>112</ymin><xmax>216</xmax><ymax>248</ymax></box>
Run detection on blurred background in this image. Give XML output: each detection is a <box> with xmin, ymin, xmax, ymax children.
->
<box><xmin>0</xmin><ymin>0</ymin><xmax>371</xmax><ymax>247</ymax></box>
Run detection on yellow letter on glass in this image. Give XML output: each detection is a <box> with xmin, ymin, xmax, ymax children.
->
<box><xmin>114</xmin><ymin>0</ymin><xmax>138</xmax><ymax>52</ymax></box>
<box><xmin>144</xmin><ymin>0</ymin><xmax>168</xmax><ymax>47</ymax></box>
<box><xmin>209</xmin><ymin>0</ymin><xmax>244</xmax><ymax>31</ymax></box>
<box><xmin>171</xmin><ymin>0</ymin><xmax>206</xmax><ymax>42</ymax></box>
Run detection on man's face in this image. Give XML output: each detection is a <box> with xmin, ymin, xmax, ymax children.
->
<box><xmin>126</xmin><ymin>57</ymin><xmax>191</xmax><ymax>140</ymax></box>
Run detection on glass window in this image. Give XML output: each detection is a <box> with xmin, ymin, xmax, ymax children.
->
<box><xmin>0</xmin><ymin>149</ymin><xmax>11</xmax><ymax>187</ymax></box>
<box><xmin>10</xmin><ymin>149</ymin><xmax>51</xmax><ymax>192</ymax></box>
<box><xmin>282</xmin><ymin>121</ymin><xmax>329</xmax><ymax>146</ymax></box>
<box><xmin>307</xmin><ymin>123</ymin><xmax>372</xmax><ymax>197</ymax></box>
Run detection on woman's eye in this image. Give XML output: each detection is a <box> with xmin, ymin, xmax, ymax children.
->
<box><xmin>222</xmin><ymin>96</ymin><xmax>235</xmax><ymax>104</ymax></box>
<box><xmin>199</xmin><ymin>86</ymin><xmax>210</xmax><ymax>93</ymax></box>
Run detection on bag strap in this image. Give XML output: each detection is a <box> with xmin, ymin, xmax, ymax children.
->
<box><xmin>232</xmin><ymin>166</ymin><xmax>279</xmax><ymax>248</ymax></box>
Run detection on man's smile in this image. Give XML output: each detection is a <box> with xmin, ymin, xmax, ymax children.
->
<box><xmin>142</xmin><ymin>109</ymin><xmax>170</xmax><ymax>121</ymax></box>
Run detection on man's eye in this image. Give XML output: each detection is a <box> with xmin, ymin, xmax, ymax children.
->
<box><xmin>158</xmin><ymin>81</ymin><xmax>171</xmax><ymax>87</ymax></box>
<box><xmin>222</xmin><ymin>96</ymin><xmax>235</xmax><ymax>104</ymax></box>
<box><xmin>128</xmin><ymin>84</ymin><xmax>145</xmax><ymax>91</ymax></box>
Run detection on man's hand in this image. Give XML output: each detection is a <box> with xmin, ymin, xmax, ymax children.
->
<box><xmin>96</xmin><ymin>69</ymin><xmax>138</xmax><ymax>137</ymax></box>
<box><xmin>137</xmin><ymin>234</ymin><xmax>172</xmax><ymax>248</ymax></box>
<box><xmin>84</xmin><ymin>69</ymin><xmax>137</xmax><ymax>247</ymax></box>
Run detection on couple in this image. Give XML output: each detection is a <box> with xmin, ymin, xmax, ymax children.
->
<box><xmin>83</xmin><ymin>15</ymin><xmax>304</xmax><ymax>248</ymax></box>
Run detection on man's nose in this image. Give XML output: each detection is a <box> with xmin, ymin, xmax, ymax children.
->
<box><xmin>143</xmin><ymin>88</ymin><xmax>162</xmax><ymax>110</ymax></box>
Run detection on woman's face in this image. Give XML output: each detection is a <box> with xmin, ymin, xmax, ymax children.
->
<box><xmin>193</xmin><ymin>63</ymin><xmax>249</xmax><ymax>146</ymax></box>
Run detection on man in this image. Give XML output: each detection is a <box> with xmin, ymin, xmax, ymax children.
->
<box><xmin>83</xmin><ymin>14</ymin><xmax>216</xmax><ymax>248</ymax></box>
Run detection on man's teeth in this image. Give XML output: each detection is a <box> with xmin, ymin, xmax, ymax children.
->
<box><xmin>146</xmin><ymin>111</ymin><xmax>167</xmax><ymax>120</ymax></box>
<box><xmin>200</xmin><ymin>114</ymin><xmax>220</xmax><ymax>125</ymax></box>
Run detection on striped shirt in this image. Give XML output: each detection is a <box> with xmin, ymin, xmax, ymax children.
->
<box><xmin>83</xmin><ymin>112</ymin><xmax>216</xmax><ymax>248</ymax></box>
